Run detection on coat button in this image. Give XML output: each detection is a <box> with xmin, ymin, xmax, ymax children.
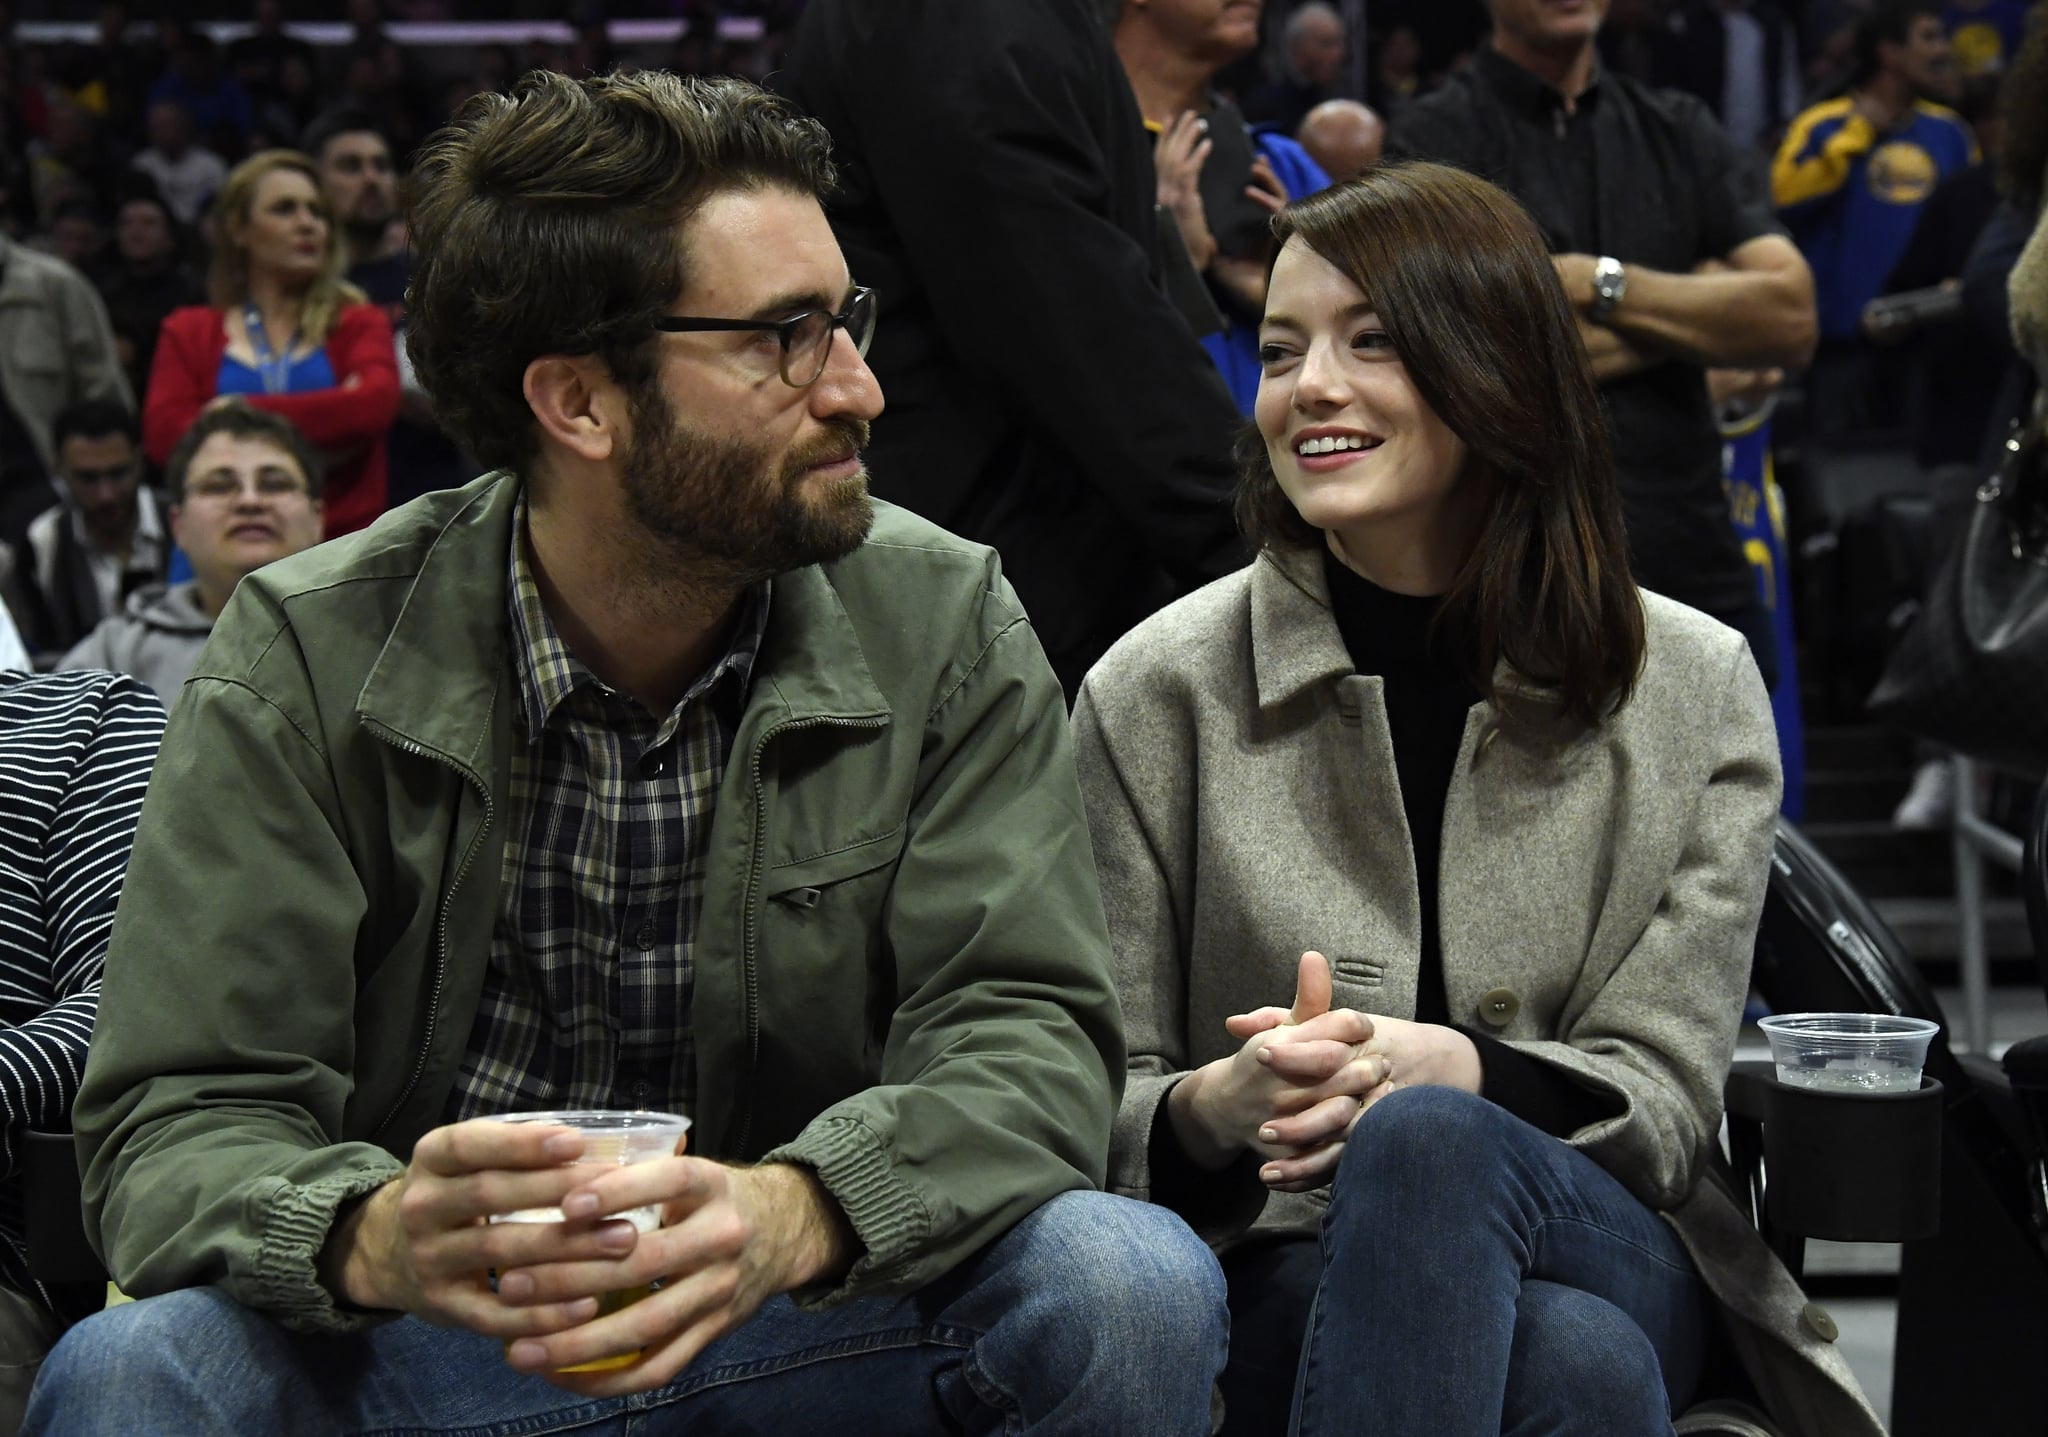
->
<box><xmin>1478</xmin><ymin>988</ymin><xmax>1520</xmax><ymax>1028</ymax></box>
<box><xmin>1799</xmin><ymin>1301</ymin><xmax>1838</xmax><ymax>1343</ymax></box>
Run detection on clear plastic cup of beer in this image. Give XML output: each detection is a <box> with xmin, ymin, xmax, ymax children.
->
<box><xmin>487</xmin><ymin>1109</ymin><xmax>692</xmax><ymax>1374</ymax></box>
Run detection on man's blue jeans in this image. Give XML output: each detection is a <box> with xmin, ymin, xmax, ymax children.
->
<box><xmin>1289</xmin><ymin>1086</ymin><xmax>1712</xmax><ymax>1437</ymax></box>
<box><xmin>23</xmin><ymin>1190</ymin><xmax>1228</xmax><ymax>1436</ymax></box>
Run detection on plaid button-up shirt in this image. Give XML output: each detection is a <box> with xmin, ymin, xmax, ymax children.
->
<box><xmin>446</xmin><ymin>504</ymin><xmax>769</xmax><ymax>1121</ymax></box>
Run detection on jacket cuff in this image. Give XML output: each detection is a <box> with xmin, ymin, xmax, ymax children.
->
<box><xmin>251</xmin><ymin>1157</ymin><xmax>405</xmax><ymax>1335</ymax></box>
<box><xmin>762</xmin><ymin>1114</ymin><xmax>931</xmax><ymax>1310</ymax></box>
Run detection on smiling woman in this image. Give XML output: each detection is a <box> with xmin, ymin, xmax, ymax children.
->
<box><xmin>1072</xmin><ymin>161</ymin><xmax>1869</xmax><ymax>1437</ymax></box>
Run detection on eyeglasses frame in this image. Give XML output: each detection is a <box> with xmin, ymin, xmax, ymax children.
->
<box><xmin>653</xmin><ymin>285</ymin><xmax>878</xmax><ymax>388</ymax></box>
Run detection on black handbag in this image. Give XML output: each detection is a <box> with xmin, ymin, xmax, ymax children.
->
<box><xmin>1867</xmin><ymin>416</ymin><xmax>2048</xmax><ymax>775</ymax></box>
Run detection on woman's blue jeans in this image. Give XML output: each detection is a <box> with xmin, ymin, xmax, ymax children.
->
<box><xmin>21</xmin><ymin>1190</ymin><xmax>1228</xmax><ymax>1437</ymax></box>
<box><xmin>1285</xmin><ymin>1085</ymin><xmax>1711</xmax><ymax>1437</ymax></box>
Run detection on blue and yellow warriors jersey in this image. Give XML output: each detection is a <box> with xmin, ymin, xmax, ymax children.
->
<box><xmin>1943</xmin><ymin>0</ymin><xmax>2029</xmax><ymax>74</ymax></box>
<box><xmin>1772</xmin><ymin>97</ymin><xmax>1977</xmax><ymax>337</ymax></box>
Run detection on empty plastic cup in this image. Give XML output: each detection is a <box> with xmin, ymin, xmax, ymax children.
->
<box><xmin>486</xmin><ymin>1109</ymin><xmax>691</xmax><ymax>1372</ymax></box>
<box><xmin>1755</xmin><ymin>1013</ymin><xmax>1940</xmax><ymax>1094</ymax></box>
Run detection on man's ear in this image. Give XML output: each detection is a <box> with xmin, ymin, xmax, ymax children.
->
<box><xmin>523</xmin><ymin>354</ymin><xmax>624</xmax><ymax>465</ymax></box>
<box><xmin>167</xmin><ymin>505</ymin><xmax>185</xmax><ymax>551</ymax></box>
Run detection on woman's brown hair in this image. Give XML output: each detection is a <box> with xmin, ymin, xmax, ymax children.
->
<box><xmin>207</xmin><ymin>149</ymin><xmax>363</xmax><ymax>346</ymax></box>
<box><xmin>1237</xmin><ymin>160</ymin><xmax>1646</xmax><ymax>729</ymax></box>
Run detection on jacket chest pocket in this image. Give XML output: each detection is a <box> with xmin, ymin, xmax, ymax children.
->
<box><xmin>759</xmin><ymin>827</ymin><xmax>905</xmax><ymax>1078</ymax></box>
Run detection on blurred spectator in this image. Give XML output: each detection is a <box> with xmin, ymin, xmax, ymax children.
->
<box><xmin>25</xmin><ymin>99</ymin><xmax>118</xmax><ymax>235</ymax></box>
<box><xmin>0</xmin><ymin>228</ymin><xmax>131</xmax><ymax>544</ymax></box>
<box><xmin>256</xmin><ymin>52</ymin><xmax>324</xmax><ymax>154</ymax></box>
<box><xmin>147</xmin><ymin>34</ymin><xmax>252</xmax><ymax>156</ymax></box>
<box><xmin>130</xmin><ymin>100</ymin><xmax>227</xmax><ymax>228</ymax></box>
<box><xmin>1117</xmin><ymin>0</ymin><xmax>1332</xmax><ymax>413</ymax></box>
<box><xmin>16</xmin><ymin>398</ymin><xmax>165</xmax><ymax>656</ymax></box>
<box><xmin>144</xmin><ymin>150</ymin><xmax>397</xmax><ymax>539</ymax></box>
<box><xmin>45</xmin><ymin>200</ymin><xmax>110</xmax><ymax>289</ymax></box>
<box><xmin>782</xmin><ymin>0</ymin><xmax>1245</xmax><ymax>694</ymax></box>
<box><xmin>306</xmin><ymin>107</ymin><xmax>470</xmax><ymax>502</ymax></box>
<box><xmin>1659</xmin><ymin>0</ymin><xmax>1805</xmax><ymax>151</ymax></box>
<box><xmin>1775</xmin><ymin>0</ymin><xmax>1973</xmax><ymax>428</ymax></box>
<box><xmin>227</xmin><ymin>0</ymin><xmax>317</xmax><ymax>107</ymax></box>
<box><xmin>1244</xmin><ymin>2</ymin><xmax>1348</xmax><ymax>134</ymax></box>
<box><xmin>304</xmin><ymin>110</ymin><xmax>398</xmax><ymax>280</ymax></box>
<box><xmin>1943</xmin><ymin>0</ymin><xmax>2030</xmax><ymax>75</ymax></box>
<box><xmin>1368</xmin><ymin>25</ymin><xmax>1428</xmax><ymax>118</ymax></box>
<box><xmin>1391</xmin><ymin>0</ymin><xmax>1820</xmax><ymax>688</ymax></box>
<box><xmin>60</xmin><ymin>400</ymin><xmax>321</xmax><ymax>705</ymax></box>
<box><xmin>1875</xmin><ymin>71</ymin><xmax>2007</xmax><ymax>464</ymax></box>
<box><xmin>96</xmin><ymin>189</ymin><xmax>201</xmax><ymax>398</ymax></box>
<box><xmin>1297</xmin><ymin>97</ymin><xmax>1386</xmax><ymax>179</ymax></box>
<box><xmin>0</xmin><ymin>666</ymin><xmax>161</xmax><ymax>1433</ymax></box>
<box><xmin>69</xmin><ymin>5</ymin><xmax>151</xmax><ymax>143</ymax></box>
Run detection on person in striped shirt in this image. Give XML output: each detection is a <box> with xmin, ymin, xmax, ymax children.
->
<box><xmin>0</xmin><ymin>670</ymin><xmax>161</xmax><ymax>1432</ymax></box>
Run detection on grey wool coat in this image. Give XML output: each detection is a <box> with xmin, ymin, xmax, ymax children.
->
<box><xmin>1072</xmin><ymin>546</ymin><xmax>1885</xmax><ymax>1437</ymax></box>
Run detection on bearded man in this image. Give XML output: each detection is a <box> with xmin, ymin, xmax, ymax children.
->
<box><xmin>29</xmin><ymin>71</ymin><xmax>1228</xmax><ymax>1437</ymax></box>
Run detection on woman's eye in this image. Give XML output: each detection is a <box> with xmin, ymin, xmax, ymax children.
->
<box><xmin>1353</xmin><ymin>329</ymin><xmax>1393</xmax><ymax>352</ymax></box>
<box><xmin>1257</xmin><ymin>343</ymin><xmax>1295</xmax><ymax>366</ymax></box>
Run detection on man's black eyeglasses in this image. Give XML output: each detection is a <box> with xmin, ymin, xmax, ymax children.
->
<box><xmin>655</xmin><ymin>286</ymin><xmax>878</xmax><ymax>388</ymax></box>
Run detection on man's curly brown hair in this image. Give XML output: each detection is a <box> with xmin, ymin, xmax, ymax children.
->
<box><xmin>405</xmin><ymin>70</ymin><xmax>837</xmax><ymax>474</ymax></box>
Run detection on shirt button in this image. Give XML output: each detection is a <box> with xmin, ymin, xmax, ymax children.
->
<box><xmin>643</xmin><ymin>755</ymin><xmax>667</xmax><ymax>777</ymax></box>
<box><xmin>1478</xmin><ymin>988</ymin><xmax>1521</xmax><ymax>1028</ymax></box>
<box><xmin>637</xmin><ymin>924</ymin><xmax>656</xmax><ymax>951</ymax></box>
<box><xmin>629</xmin><ymin>1080</ymin><xmax>653</xmax><ymax>1105</ymax></box>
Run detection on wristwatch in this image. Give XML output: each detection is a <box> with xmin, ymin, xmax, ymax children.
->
<box><xmin>1590</xmin><ymin>255</ymin><xmax>1627</xmax><ymax>321</ymax></box>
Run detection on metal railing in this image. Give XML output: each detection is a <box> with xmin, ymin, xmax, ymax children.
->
<box><xmin>1951</xmin><ymin>754</ymin><xmax>2020</xmax><ymax>1055</ymax></box>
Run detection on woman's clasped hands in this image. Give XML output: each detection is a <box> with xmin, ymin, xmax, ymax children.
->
<box><xmin>1167</xmin><ymin>950</ymin><xmax>1394</xmax><ymax>1193</ymax></box>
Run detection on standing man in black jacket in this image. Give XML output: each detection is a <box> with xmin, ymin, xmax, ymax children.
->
<box><xmin>780</xmin><ymin>0</ymin><xmax>1246</xmax><ymax>693</ymax></box>
<box><xmin>1390</xmin><ymin>0</ymin><xmax>1818</xmax><ymax>688</ymax></box>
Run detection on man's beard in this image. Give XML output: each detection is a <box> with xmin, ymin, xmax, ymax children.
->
<box><xmin>618</xmin><ymin>381</ymin><xmax>875</xmax><ymax>586</ymax></box>
<box><xmin>344</xmin><ymin>200</ymin><xmax>393</xmax><ymax>249</ymax></box>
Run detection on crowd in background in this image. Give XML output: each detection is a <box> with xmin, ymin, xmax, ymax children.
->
<box><xmin>0</xmin><ymin>0</ymin><xmax>2037</xmax><ymax>727</ymax></box>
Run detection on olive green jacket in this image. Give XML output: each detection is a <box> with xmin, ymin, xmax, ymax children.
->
<box><xmin>75</xmin><ymin>472</ymin><xmax>1123</xmax><ymax>1334</ymax></box>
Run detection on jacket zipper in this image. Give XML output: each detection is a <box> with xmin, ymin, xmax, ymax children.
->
<box><xmin>734</xmin><ymin>712</ymin><xmax>883</xmax><ymax>1156</ymax></box>
<box><xmin>364</xmin><ymin>721</ymin><xmax>494</xmax><ymax>1139</ymax></box>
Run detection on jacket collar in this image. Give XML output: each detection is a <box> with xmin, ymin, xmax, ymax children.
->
<box><xmin>1249</xmin><ymin>546</ymin><xmax>1354</xmax><ymax>709</ymax></box>
<box><xmin>1248</xmin><ymin>541</ymin><xmax>1553</xmax><ymax>714</ymax></box>
<box><xmin>353</xmin><ymin>472</ymin><xmax>890</xmax><ymax>776</ymax></box>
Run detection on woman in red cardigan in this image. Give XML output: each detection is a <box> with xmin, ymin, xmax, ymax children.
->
<box><xmin>144</xmin><ymin>149</ymin><xmax>399</xmax><ymax>538</ymax></box>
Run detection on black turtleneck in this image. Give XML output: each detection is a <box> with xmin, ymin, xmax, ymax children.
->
<box><xmin>1322</xmin><ymin>548</ymin><xmax>1622</xmax><ymax>1140</ymax></box>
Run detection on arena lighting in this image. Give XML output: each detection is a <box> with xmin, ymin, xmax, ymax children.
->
<box><xmin>9</xmin><ymin>19</ymin><xmax>696</xmax><ymax>46</ymax></box>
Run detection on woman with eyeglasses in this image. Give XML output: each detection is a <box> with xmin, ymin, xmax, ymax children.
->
<box><xmin>142</xmin><ymin>149</ymin><xmax>397</xmax><ymax>538</ymax></box>
<box><xmin>1074</xmin><ymin>163</ymin><xmax>1881</xmax><ymax>1436</ymax></box>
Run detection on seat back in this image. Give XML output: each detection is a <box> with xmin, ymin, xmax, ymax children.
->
<box><xmin>1752</xmin><ymin>820</ymin><xmax>1964</xmax><ymax>1087</ymax></box>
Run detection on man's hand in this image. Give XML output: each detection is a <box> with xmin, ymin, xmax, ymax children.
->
<box><xmin>1154</xmin><ymin>110</ymin><xmax>1218</xmax><ymax>271</ymax></box>
<box><xmin>320</xmin><ymin>1119</ymin><xmax>640</xmax><ymax>1337</ymax></box>
<box><xmin>1166</xmin><ymin>952</ymin><xmax>1388</xmax><ymax>1182</ymax></box>
<box><xmin>496</xmin><ymin>1160</ymin><xmax>855</xmax><ymax>1396</ymax></box>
